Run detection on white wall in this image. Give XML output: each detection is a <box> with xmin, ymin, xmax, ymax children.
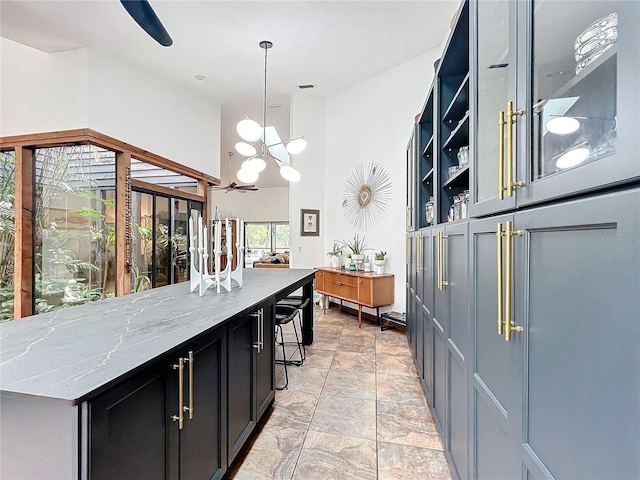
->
<box><xmin>321</xmin><ymin>47</ymin><xmax>443</xmax><ymax>313</ymax></box>
<box><xmin>289</xmin><ymin>96</ymin><xmax>326</xmax><ymax>269</ymax></box>
<box><xmin>0</xmin><ymin>38</ymin><xmax>221</xmax><ymax>179</ymax></box>
<box><xmin>88</xmin><ymin>51</ymin><xmax>221</xmax><ymax>178</ymax></box>
<box><xmin>0</xmin><ymin>38</ymin><xmax>88</xmax><ymax>136</ymax></box>
<box><xmin>210</xmin><ymin>187</ymin><xmax>289</xmax><ymax>222</ymax></box>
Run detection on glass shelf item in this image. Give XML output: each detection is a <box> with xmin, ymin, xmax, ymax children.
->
<box><xmin>574</xmin><ymin>12</ymin><xmax>617</xmax><ymax>74</ymax></box>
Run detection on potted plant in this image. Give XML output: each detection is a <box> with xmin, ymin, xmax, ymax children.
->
<box><xmin>374</xmin><ymin>251</ymin><xmax>387</xmax><ymax>274</ymax></box>
<box><xmin>326</xmin><ymin>242</ymin><xmax>343</xmax><ymax>269</ymax></box>
<box><xmin>341</xmin><ymin>234</ymin><xmax>367</xmax><ymax>263</ymax></box>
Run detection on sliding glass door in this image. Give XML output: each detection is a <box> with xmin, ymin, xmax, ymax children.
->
<box><xmin>131</xmin><ymin>189</ymin><xmax>201</xmax><ymax>292</ymax></box>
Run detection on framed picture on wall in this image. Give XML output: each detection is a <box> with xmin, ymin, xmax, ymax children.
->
<box><xmin>300</xmin><ymin>209</ymin><xmax>320</xmax><ymax>236</ymax></box>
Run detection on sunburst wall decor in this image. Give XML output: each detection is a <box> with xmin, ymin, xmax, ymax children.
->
<box><xmin>342</xmin><ymin>162</ymin><xmax>392</xmax><ymax>230</ymax></box>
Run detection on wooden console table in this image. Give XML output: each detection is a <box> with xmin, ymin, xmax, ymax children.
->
<box><xmin>315</xmin><ymin>267</ymin><xmax>394</xmax><ymax>328</ymax></box>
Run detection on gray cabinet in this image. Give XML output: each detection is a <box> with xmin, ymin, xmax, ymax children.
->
<box><xmin>471</xmin><ymin>0</ymin><xmax>640</xmax><ymax>217</ymax></box>
<box><xmin>470</xmin><ymin>189</ymin><xmax>640</xmax><ymax>479</ymax></box>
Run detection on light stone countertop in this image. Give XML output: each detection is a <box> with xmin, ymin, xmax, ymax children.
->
<box><xmin>0</xmin><ymin>268</ymin><xmax>315</xmax><ymax>404</ymax></box>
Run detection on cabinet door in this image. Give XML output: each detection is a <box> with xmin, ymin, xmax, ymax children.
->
<box><xmin>516</xmin><ymin>189</ymin><xmax>640</xmax><ymax>480</ymax></box>
<box><xmin>315</xmin><ymin>270</ymin><xmax>324</xmax><ymax>293</ymax></box>
<box><xmin>179</xmin><ymin>330</ymin><xmax>226</xmax><ymax>480</ymax></box>
<box><xmin>516</xmin><ymin>0</ymin><xmax>639</xmax><ymax>207</ymax></box>
<box><xmin>358</xmin><ymin>277</ymin><xmax>372</xmax><ymax>306</ymax></box>
<box><xmin>469</xmin><ymin>214</ymin><xmax>521</xmax><ymax>480</ymax></box>
<box><xmin>90</xmin><ymin>362</ymin><xmax>175</xmax><ymax>480</ymax></box>
<box><xmin>431</xmin><ymin>225</ymin><xmax>447</xmax><ymax>434</ymax></box>
<box><xmin>256</xmin><ymin>303</ymin><xmax>275</xmax><ymax>419</ymax></box>
<box><xmin>227</xmin><ymin>312</ymin><xmax>256</xmax><ymax>464</ymax></box>
<box><xmin>406</xmin><ymin>128</ymin><xmax>416</xmax><ymax>231</ymax></box>
<box><xmin>469</xmin><ymin>0</ymin><xmax>518</xmax><ymax>217</ymax></box>
<box><xmin>444</xmin><ymin>221</ymin><xmax>469</xmax><ymax>480</ymax></box>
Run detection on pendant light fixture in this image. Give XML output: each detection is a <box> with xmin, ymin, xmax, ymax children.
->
<box><xmin>235</xmin><ymin>40</ymin><xmax>306</xmax><ymax>183</ymax></box>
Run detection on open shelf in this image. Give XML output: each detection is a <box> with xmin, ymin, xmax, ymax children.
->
<box><xmin>443</xmin><ymin>73</ymin><xmax>469</xmax><ymax>123</ymax></box>
<box><xmin>422</xmin><ymin>168</ymin><xmax>434</xmax><ymax>184</ymax></box>
<box><xmin>443</xmin><ymin>112</ymin><xmax>469</xmax><ymax>150</ymax></box>
<box><xmin>443</xmin><ymin>165</ymin><xmax>469</xmax><ymax>188</ymax></box>
<box><xmin>422</xmin><ymin>135</ymin><xmax>434</xmax><ymax>157</ymax></box>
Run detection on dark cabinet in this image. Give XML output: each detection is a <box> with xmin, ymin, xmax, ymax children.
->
<box><xmin>470</xmin><ymin>0</ymin><xmax>640</xmax><ymax>217</ymax></box>
<box><xmin>90</xmin><ymin>329</ymin><xmax>226</xmax><ymax>480</ymax></box>
<box><xmin>227</xmin><ymin>302</ymin><xmax>274</xmax><ymax>465</ymax></box>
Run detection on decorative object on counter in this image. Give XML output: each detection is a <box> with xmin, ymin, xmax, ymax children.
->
<box><xmin>234</xmin><ymin>41</ymin><xmax>305</xmax><ymax>184</ymax></box>
<box><xmin>189</xmin><ymin>215</ymin><xmax>244</xmax><ymax>296</ymax></box>
<box><xmin>327</xmin><ymin>242</ymin><xmax>343</xmax><ymax>269</ymax></box>
<box><xmin>300</xmin><ymin>208</ymin><xmax>320</xmax><ymax>236</ymax></box>
<box><xmin>374</xmin><ymin>251</ymin><xmax>387</xmax><ymax>274</ymax></box>
<box><xmin>342</xmin><ymin>162</ymin><xmax>392</xmax><ymax>229</ymax></box>
<box><xmin>574</xmin><ymin>12</ymin><xmax>617</xmax><ymax>74</ymax></box>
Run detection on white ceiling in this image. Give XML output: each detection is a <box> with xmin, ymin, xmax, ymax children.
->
<box><xmin>0</xmin><ymin>0</ymin><xmax>459</xmax><ymax>187</ymax></box>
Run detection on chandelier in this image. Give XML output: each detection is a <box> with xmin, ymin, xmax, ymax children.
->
<box><xmin>235</xmin><ymin>40</ymin><xmax>306</xmax><ymax>184</ymax></box>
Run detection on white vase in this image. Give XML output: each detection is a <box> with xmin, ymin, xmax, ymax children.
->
<box><xmin>330</xmin><ymin>255</ymin><xmax>341</xmax><ymax>269</ymax></box>
<box><xmin>373</xmin><ymin>259</ymin><xmax>385</xmax><ymax>274</ymax></box>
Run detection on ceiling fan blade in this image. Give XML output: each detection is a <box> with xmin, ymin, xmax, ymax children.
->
<box><xmin>228</xmin><ymin>182</ymin><xmax>238</xmax><ymax>189</ymax></box>
<box><xmin>120</xmin><ymin>0</ymin><xmax>173</xmax><ymax>47</ymax></box>
<box><xmin>236</xmin><ymin>186</ymin><xmax>259</xmax><ymax>191</ymax></box>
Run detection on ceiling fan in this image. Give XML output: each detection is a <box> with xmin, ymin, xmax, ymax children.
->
<box><xmin>120</xmin><ymin>0</ymin><xmax>173</xmax><ymax>47</ymax></box>
<box><xmin>212</xmin><ymin>153</ymin><xmax>259</xmax><ymax>194</ymax></box>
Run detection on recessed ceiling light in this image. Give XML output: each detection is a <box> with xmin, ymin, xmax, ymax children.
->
<box><xmin>298</xmin><ymin>84</ymin><xmax>315</xmax><ymax>89</ymax></box>
<box><xmin>195</xmin><ymin>74</ymin><xmax>205</xmax><ymax>81</ymax></box>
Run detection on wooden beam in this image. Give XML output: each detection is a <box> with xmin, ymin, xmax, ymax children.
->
<box><xmin>116</xmin><ymin>152</ymin><xmax>132</xmax><ymax>296</ymax></box>
<box><xmin>131</xmin><ymin>179</ymin><xmax>206</xmax><ymax>204</ymax></box>
<box><xmin>14</xmin><ymin>147</ymin><xmax>34</xmax><ymax>319</ymax></box>
<box><xmin>0</xmin><ymin>129</ymin><xmax>90</xmax><ymax>149</ymax></box>
<box><xmin>86</xmin><ymin>130</ymin><xmax>220</xmax><ymax>186</ymax></box>
<box><xmin>0</xmin><ymin>129</ymin><xmax>221</xmax><ymax>186</ymax></box>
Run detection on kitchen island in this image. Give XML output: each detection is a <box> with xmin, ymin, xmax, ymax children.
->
<box><xmin>0</xmin><ymin>268</ymin><xmax>315</xmax><ymax>479</ymax></box>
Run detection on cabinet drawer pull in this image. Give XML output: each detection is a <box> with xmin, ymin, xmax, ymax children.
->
<box><xmin>506</xmin><ymin>101</ymin><xmax>525</xmax><ymax>197</ymax></box>
<box><xmin>171</xmin><ymin>358</ymin><xmax>185</xmax><ymax>429</ymax></box>
<box><xmin>184</xmin><ymin>351</ymin><xmax>194</xmax><ymax>420</ymax></box>
<box><xmin>336</xmin><ymin>282</ymin><xmax>343</xmax><ymax>286</ymax></box>
<box><xmin>504</xmin><ymin>221</ymin><xmax>523</xmax><ymax>341</ymax></box>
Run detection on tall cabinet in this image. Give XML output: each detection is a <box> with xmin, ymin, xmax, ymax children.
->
<box><xmin>406</xmin><ymin>1</ymin><xmax>640</xmax><ymax>479</ymax></box>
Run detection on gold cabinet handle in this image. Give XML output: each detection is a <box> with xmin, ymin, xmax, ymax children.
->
<box><xmin>436</xmin><ymin>232</ymin><xmax>441</xmax><ymax>288</ymax></box>
<box><xmin>498</xmin><ymin>111</ymin><xmax>506</xmax><ymax>200</ymax></box>
<box><xmin>415</xmin><ymin>235</ymin><xmax>420</xmax><ymax>274</ymax></box>
<box><xmin>171</xmin><ymin>358</ymin><xmax>185</xmax><ymax>429</ymax></box>
<box><xmin>438</xmin><ymin>231</ymin><xmax>449</xmax><ymax>290</ymax></box>
<box><xmin>497</xmin><ymin>223</ymin><xmax>504</xmax><ymax>336</ymax></box>
<box><xmin>260</xmin><ymin>309</ymin><xmax>264</xmax><ymax>351</ymax></box>
<box><xmin>506</xmin><ymin>101</ymin><xmax>524</xmax><ymax>197</ymax></box>
<box><xmin>504</xmin><ymin>221</ymin><xmax>523</xmax><ymax>341</ymax></box>
<box><xmin>184</xmin><ymin>351</ymin><xmax>194</xmax><ymax>420</ymax></box>
<box><xmin>253</xmin><ymin>310</ymin><xmax>261</xmax><ymax>353</ymax></box>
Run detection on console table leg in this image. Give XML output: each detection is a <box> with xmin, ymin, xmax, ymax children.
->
<box><xmin>358</xmin><ymin>305</ymin><xmax>362</xmax><ymax>328</ymax></box>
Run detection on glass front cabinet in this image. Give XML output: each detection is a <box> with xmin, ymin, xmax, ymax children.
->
<box><xmin>470</xmin><ymin>0</ymin><xmax>640</xmax><ymax>216</ymax></box>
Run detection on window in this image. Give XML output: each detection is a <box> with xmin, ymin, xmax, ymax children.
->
<box><xmin>244</xmin><ymin>222</ymin><xmax>289</xmax><ymax>266</ymax></box>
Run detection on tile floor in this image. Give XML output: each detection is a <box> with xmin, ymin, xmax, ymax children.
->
<box><xmin>224</xmin><ymin>305</ymin><xmax>452</xmax><ymax>480</ymax></box>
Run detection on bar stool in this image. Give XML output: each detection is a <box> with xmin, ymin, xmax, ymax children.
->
<box><xmin>274</xmin><ymin>305</ymin><xmax>305</xmax><ymax>390</ymax></box>
<box><xmin>276</xmin><ymin>296</ymin><xmax>310</xmax><ymax>362</ymax></box>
